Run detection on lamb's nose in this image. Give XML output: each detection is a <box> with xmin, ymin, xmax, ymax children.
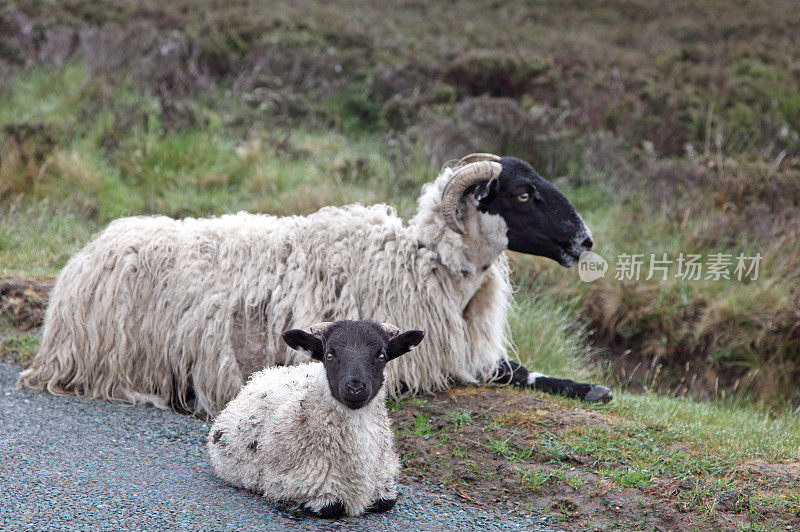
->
<box><xmin>581</xmin><ymin>236</ymin><xmax>593</xmax><ymax>249</ymax></box>
<box><xmin>345</xmin><ymin>381</ymin><xmax>365</xmax><ymax>394</ymax></box>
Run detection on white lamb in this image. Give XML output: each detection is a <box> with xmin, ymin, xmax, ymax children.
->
<box><xmin>208</xmin><ymin>320</ymin><xmax>424</xmax><ymax>518</ymax></box>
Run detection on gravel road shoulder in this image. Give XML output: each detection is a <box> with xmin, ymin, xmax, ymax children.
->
<box><xmin>0</xmin><ymin>362</ymin><xmax>556</xmax><ymax>531</ymax></box>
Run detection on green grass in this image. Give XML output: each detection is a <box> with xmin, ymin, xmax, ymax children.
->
<box><xmin>520</xmin><ymin>468</ymin><xmax>558</xmax><ymax>491</ymax></box>
<box><xmin>0</xmin><ymin>204</ymin><xmax>98</xmax><ymax>276</ymax></box>
<box><xmin>451</xmin><ymin>446</ymin><xmax>469</xmax><ymax>459</ymax></box>
<box><xmin>596</xmin><ymin>467</ymin><xmax>652</xmax><ymax>489</ymax></box>
<box><xmin>510</xmin><ymin>284</ymin><xmax>590</xmax><ymax>380</ymax></box>
<box><xmin>566</xmin><ymin>475</ymin><xmax>583</xmax><ymax>490</ymax></box>
<box><xmin>0</xmin><ymin>329</ymin><xmax>41</xmax><ymax>366</ymax></box>
<box><xmin>484</xmin><ymin>435</ymin><xmax>535</xmax><ymax>462</ymax></box>
<box><xmin>447</xmin><ymin>410</ymin><xmax>474</xmax><ymax>430</ymax></box>
<box><xmin>530</xmin><ymin>390</ymin><xmax>800</xmax><ymax>513</ymax></box>
<box><xmin>407</xmin><ymin>414</ymin><xmax>433</xmax><ymax>438</ymax></box>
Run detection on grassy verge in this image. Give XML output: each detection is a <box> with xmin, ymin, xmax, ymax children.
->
<box><xmin>391</xmin><ymin>384</ymin><xmax>800</xmax><ymax>530</ymax></box>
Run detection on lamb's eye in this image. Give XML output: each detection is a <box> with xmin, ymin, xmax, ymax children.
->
<box><xmin>517</xmin><ymin>192</ymin><xmax>530</xmax><ymax>202</ymax></box>
<box><xmin>377</xmin><ymin>351</ymin><xmax>386</xmax><ymax>361</ymax></box>
<box><xmin>325</xmin><ymin>352</ymin><xmax>334</xmax><ymax>360</ymax></box>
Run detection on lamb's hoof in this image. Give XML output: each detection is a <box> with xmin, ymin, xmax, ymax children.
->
<box><xmin>585</xmin><ymin>385</ymin><xmax>613</xmax><ymax>403</ymax></box>
<box><xmin>367</xmin><ymin>498</ymin><xmax>396</xmax><ymax>513</ymax></box>
<box><xmin>307</xmin><ymin>501</ymin><xmax>345</xmax><ymax>519</ymax></box>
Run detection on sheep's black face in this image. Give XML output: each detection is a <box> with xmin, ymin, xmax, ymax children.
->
<box><xmin>474</xmin><ymin>157</ymin><xmax>593</xmax><ymax>267</ymax></box>
<box><xmin>282</xmin><ymin>321</ymin><xmax>425</xmax><ymax>410</ymax></box>
<box><xmin>320</xmin><ymin>322</ymin><xmax>390</xmax><ymax>409</ymax></box>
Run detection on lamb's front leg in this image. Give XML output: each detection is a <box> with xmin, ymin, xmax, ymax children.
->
<box><xmin>367</xmin><ymin>449</ymin><xmax>399</xmax><ymax>513</ymax></box>
<box><xmin>303</xmin><ymin>498</ymin><xmax>345</xmax><ymax>519</ymax></box>
<box><xmin>493</xmin><ymin>360</ymin><xmax>613</xmax><ymax>402</ymax></box>
<box><xmin>366</xmin><ymin>497</ymin><xmax>397</xmax><ymax>513</ymax></box>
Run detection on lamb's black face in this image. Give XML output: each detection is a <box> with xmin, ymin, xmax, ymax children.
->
<box><xmin>282</xmin><ymin>321</ymin><xmax>425</xmax><ymax>410</ymax></box>
<box><xmin>319</xmin><ymin>322</ymin><xmax>391</xmax><ymax>409</ymax></box>
<box><xmin>474</xmin><ymin>157</ymin><xmax>593</xmax><ymax>267</ymax></box>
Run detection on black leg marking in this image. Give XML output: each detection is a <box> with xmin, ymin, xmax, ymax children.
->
<box><xmin>494</xmin><ymin>360</ymin><xmax>612</xmax><ymax>402</ymax></box>
<box><xmin>170</xmin><ymin>372</ymin><xmax>198</xmax><ymax>414</ymax></box>
<box><xmin>397</xmin><ymin>381</ymin><xmax>410</xmax><ymax>395</ymax></box>
<box><xmin>307</xmin><ymin>501</ymin><xmax>345</xmax><ymax>519</ymax></box>
<box><xmin>531</xmin><ymin>376</ymin><xmax>612</xmax><ymax>402</ymax></box>
<box><xmin>367</xmin><ymin>498</ymin><xmax>396</xmax><ymax>513</ymax></box>
<box><xmin>492</xmin><ymin>360</ymin><xmax>530</xmax><ymax>386</ymax></box>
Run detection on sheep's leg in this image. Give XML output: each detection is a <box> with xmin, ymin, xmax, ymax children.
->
<box><xmin>367</xmin><ymin>498</ymin><xmax>397</xmax><ymax>513</ymax></box>
<box><xmin>303</xmin><ymin>499</ymin><xmax>345</xmax><ymax>519</ymax></box>
<box><xmin>494</xmin><ymin>360</ymin><xmax>612</xmax><ymax>402</ymax></box>
<box><xmin>368</xmin><ymin>452</ymin><xmax>399</xmax><ymax>513</ymax></box>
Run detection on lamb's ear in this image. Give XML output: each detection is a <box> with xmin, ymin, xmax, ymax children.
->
<box><xmin>282</xmin><ymin>329</ymin><xmax>324</xmax><ymax>361</ymax></box>
<box><xmin>386</xmin><ymin>330</ymin><xmax>425</xmax><ymax>361</ymax></box>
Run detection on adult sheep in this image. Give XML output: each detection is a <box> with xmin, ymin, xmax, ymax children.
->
<box><xmin>18</xmin><ymin>153</ymin><xmax>611</xmax><ymax>415</ymax></box>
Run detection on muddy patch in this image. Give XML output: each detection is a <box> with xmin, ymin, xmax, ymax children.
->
<box><xmin>0</xmin><ymin>277</ymin><xmax>52</xmax><ymax>331</ymax></box>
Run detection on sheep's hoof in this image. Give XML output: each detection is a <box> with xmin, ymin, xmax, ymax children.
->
<box><xmin>586</xmin><ymin>385</ymin><xmax>613</xmax><ymax>403</ymax></box>
<box><xmin>367</xmin><ymin>498</ymin><xmax>397</xmax><ymax>513</ymax></box>
<box><xmin>307</xmin><ymin>501</ymin><xmax>345</xmax><ymax>519</ymax></box>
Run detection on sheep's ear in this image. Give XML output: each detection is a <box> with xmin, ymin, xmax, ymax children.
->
<box><xmin>473</xmin><ymin>178</ymin><xmax>498</xmax><ymax>204</ymax></box>
<box><xmin>282</xmin><ymin>329</ymin><xmax>324</xmax><ymax>361</ymax></box>
<box><xmin>386</xmin><ymin>330</ymin><xmax>425</xmax><ymax>361</ymax></box>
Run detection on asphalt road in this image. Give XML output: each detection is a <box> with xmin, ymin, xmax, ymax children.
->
<box><xmin>0</xmin><ymin>362</ymin><xmax>558</xmax><ymax>531</ymax></box>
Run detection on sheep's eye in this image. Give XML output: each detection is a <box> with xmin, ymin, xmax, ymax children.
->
<box><xmin>517</xmin><ymin>192</ymin><xmax>530</xmax><ymax>202</ymax></box>
<box><xmin>377</xmin><ymin>351</ymin><xmax>386</xmax><ymax>361</ymax></box>
<box><xmin>325</xmin><ymin>352</ymin><xmax>334</xmax><ymax>360</ymax></box>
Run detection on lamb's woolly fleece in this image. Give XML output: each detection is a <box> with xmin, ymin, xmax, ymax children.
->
<box><xmin>207</xmin><ymin>362</ymin><xmax>398</xmax><ymax>516</ymax></box>
<box><xmin>17</xmin><ymin>168</ymin><xmax>512</xmax><ymax>415</ymax></box>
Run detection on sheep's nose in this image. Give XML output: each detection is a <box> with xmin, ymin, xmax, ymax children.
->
<box><xmin>581</xmin><ymin>236</ymin><xmax>593</xmax><ymax>249</ymax></box>
<box><xmin>345</xmin><ymin>380</ymin><xmax>365</xmax><ymax>394</ymax></box>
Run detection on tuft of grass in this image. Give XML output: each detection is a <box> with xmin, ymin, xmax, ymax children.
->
<box><xmin>408</xmin><ymin>414</ymin><xmax>433</xmax><ymax>438</ymax></box>
<box><xmin>0</xmin><ymin>331</ymin><xmax>41</xmax><ymax>366</ymax></box>
<box><xmin>520</xmin><ymin>468</ymin><xmax>562</xmax><ymax>492</ymax></box>
<box><xmin>484</xmin><ymin>435</ymin><xmax>535</xmax><ymax>463</ymax></box>
<box><xmin>0</xmin><ymin>203</ymin><xmax>98</xmax><ymax>277</ymax></box>
<box><xmin>566</xmin><ymin>475</ymin><xmax>583</xmax><ymax>490</ymax></box>
<box><xmin>596</xmin><ymin>467</ymin><xmax>652</xmax><ymax>488</ymax></box>
<box><xmin>447</xmin><ymin>410</ymin><xmax>474</xmax><ymax>430</ymax></box>
<box><xmin>451</xmin><ymin>446</ymin><xmax>469</xmax><ymax>459</ymax></box>
<box><xmin>510</xmin><ymin>282</ymin><xmax>591</xmax><ymax>380</ymax></box>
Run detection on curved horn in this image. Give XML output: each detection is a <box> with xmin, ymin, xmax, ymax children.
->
<box><xmin>454</xmin><ymin>152</ymin><xmax>501</xmax><ymax>167</ymax></box>
<box><xmin>379</xmin><ymin>322</ymin><xmax>400</xmax><ymax>338</ymax></box>
<box><xmin>440</xmin><ymin>160</ymin><xmax>503</xmax><ymax>234</ymax></box>
<box><xmin>440</xmin><ymin>152</ymin><xmax>501</xmax><ymax>173</ymax></box>
<box><xmin>309</xmin><ymin>322</ymin><xmax>334</xmax><ymax>337</ymax></box>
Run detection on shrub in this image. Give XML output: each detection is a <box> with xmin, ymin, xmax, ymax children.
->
<box><xmin>443</xmin><ymin>51</ymin><xmax>550</xmax><ymax>99</ymax></box>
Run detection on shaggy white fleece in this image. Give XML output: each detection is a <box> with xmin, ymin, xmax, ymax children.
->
<box><xmin>207</xmin><ymin>362</ymin><xmax>398</xmax><ymax>516</ymax></box>
<box><xmin>18</xmin><ymin>168</ymin><xmax>512</xmax><ymax>415</ymax></box>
